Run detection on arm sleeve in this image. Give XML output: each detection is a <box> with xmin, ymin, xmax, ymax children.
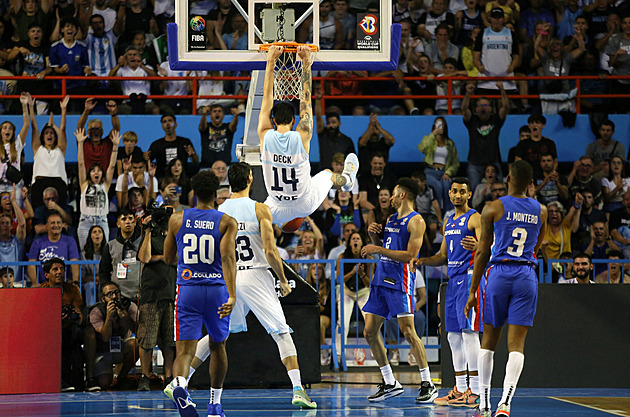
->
<box><xmin>100</xmin><ymin>244</ymin><xmax>113</xmax><ymax>282</ymax></box>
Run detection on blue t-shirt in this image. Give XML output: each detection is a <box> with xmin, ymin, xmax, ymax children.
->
<box><xmin>444</xmin><ymin>209</ymin><xmax>477</xmax><ymax>277</ymax></box>
<box><xmin>49</xmin><ymin>39</ymin><xmax>89</xmax><ymax>89</ymax></box>
<box><xmin>372</xmin><ymin>211</ymin><xmax>420</xmax><ymax>294</ymax></box>
<box><xmin>28</xmin><ymin>234</ymin><xmax>80</xmax><ymax>283</ymax></box>
<box><xmin>176</xmin><ymin>208</ymin><xmax>225</xmax><ymax>286</ymax></box>
<box><xmin>490</xmin><ymin>196</ymin><xmax>542</xmax><ymax>264</ymax></box>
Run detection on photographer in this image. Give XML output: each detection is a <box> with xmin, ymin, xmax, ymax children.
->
<box><xmin>38</xmin><ymin>258</ymin><xmax>84</xmax><ymax>392</ymax></box>
<box><xmin>89</xmin><ymin>282</ymin><xmax>138</xmax><ymax>391</ymax></box>
<box><xmin>135</xmin><ymin>209</ymin><xmax>176</xmax><ymax>392</ymax></box>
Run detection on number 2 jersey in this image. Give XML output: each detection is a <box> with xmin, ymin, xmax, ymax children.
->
<box><xmin>176</xmin><ymin>208</ymin><xmax>225</xmax><ymax>286</ymax></box>
<box><xmin>218</xmin><ymin>197</ymin><xmax>270</xmax><ymax>270</ymax></box>
<box><xmin>372</xmin><ymin>211</ymin><xmax>420</xmax><ymax>295</ymax></box>
<box><xmin>444</xmin><ymin>209</ymin><xmax>477</xmax><ymax>277</ymax></box>
<box><xmin>261</xmin><ymin>130</ymin><xmax>311</xmax><ymax>203</ymax></box>
<box><xmin>490</xmin><ymin>195</ymin><xmax>542</xmax><ymax>264</ymax></box>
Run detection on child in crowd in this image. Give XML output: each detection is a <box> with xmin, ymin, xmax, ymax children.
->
<box><xmin>117</xmin><ymin>131</ymin><xmax>143</xmax><ymax>177</ymax></box>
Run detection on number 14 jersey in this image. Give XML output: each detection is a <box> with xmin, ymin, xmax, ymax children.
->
<box><xmin>490</xmin><ymin>195</ymin><xmax>542</xmax><ymax>264</ymax></box>
<box><xmin>261</xmin><ymin>130</ymin><xmax>311</xmax><ymax>202</ymax></box>
<box><xmin>219</xmin><ymin>197</ymin><xmax>270</xmax><ymax>270</ymax></box>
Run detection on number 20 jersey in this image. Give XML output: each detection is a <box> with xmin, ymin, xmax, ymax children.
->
<box><xmin>261</xmin><ymin>130</ymin><xmax>311</xmax><ymax>202</ymax></box>
<box><xmin>176</xmin><ymin>208</ymin><xmax>225</xmax><ymax>286</ymax></box>
<box><xmin>218</xmin><ymin>197</ymin><xmax>270</xmax><ymax>270</ymax></box>
<box><xmin>490</xmin><ymin>195</ymin><xmax>542</xmax><ymax>264</ymax></box>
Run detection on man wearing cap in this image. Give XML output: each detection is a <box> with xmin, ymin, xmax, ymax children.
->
<box><xmin>473</xmin><ymin>7</ymin><xmax>519</xmax><ymax>94</ymax></box>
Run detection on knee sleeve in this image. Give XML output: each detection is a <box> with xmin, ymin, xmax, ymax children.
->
<box><xmin>447</xmin><ymin>332</ymin><xmax>466</xmax><ymax>372</ymax></box>
<box><xmin>462</xmin><ymin>330</ymin><xmax>481</xmax><ymax>371</ymax></box>
<box><xmin>271</xmin><ymin>332</ymin><xmax>297</xmax><ymax>361</ymax></box>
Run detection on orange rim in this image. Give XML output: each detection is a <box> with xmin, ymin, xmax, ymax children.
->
<box><xmin>259</xmin><ymin>42</ymin><xmax>319</xmax><ymax>52</ymax></box>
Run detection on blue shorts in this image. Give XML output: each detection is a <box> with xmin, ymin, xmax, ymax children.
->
<box><xmin>483</xmin><ymin>263</ymin><xmax>538</xmax><ymax>328</ymax></box>
<box><xmin>174</xmin><ymin>284</ymin><xmax>230</xmax><ymax>342</ymax></box>
<box><xmin>363</xmin><ymin>284</ymin><xmax>414</xmax><ymax>320</ymax></box>
<box><xmin>445</xmin><ymin>271</ymin><xmax>485</xmax><ymax>333</ymax></box>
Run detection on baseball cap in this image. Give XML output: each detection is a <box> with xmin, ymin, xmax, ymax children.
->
<box><xmin>490</xmin><ymin>7</ymin><xmax>505</xmax><ymax>18</ymax></box>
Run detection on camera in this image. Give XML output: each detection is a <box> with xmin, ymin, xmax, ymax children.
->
<box><xmin>114</xmin><ymin>296</ymin><xmax>131</xmax><ymax>311</ymax></box>
<box><xmin>143</xmin><ymin>200</ymin><xmax>174</xmax><ymax>231</ymax></box>
<box><xmin>62</xmin><ymin>304</ymin><xmax>79</xmax><ymax>322</ymax></box>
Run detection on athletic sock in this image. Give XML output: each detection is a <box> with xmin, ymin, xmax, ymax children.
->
<box><xmin>419</xmin><ymin>366</ymin><xmax>431</xmax><ymax>383</ymax></box>
<box><xmin>478</xmin><ymin>349</ymin><xmax>494</xmax><ymax>410</ymax></box>
<box><xmin>455</xmin><ymin>374</ymin><xmax>468</xmax><ymax>393</ymax></box>
<box><xmin>174</xmin><ymin>376</ymin><xmax>188</xmax><ymax>389</ymax></box>
<box><xmin>288</xmin><ymin>369</ymin><xmax>302</xmax><ymax>390</ymax></box>
<box><xmin>380</xmin><ymin>364</ymin><xmax>396</xmax><ymax>386</ymax></box>
<box><xmin>500</xmin><ymin>351</ymin><xmax>524</xmax><ymax>407</ymax></box>
<box><xmin>469</xmin><ymin>373</ymin><xmax>480</xmax><ymax>395</ymax></box>
<box><xmin>210</xmin><ymin>388</ymin><xmax>222</xmax><ymax>404</ymax></box>
<box><xmin>187</xmin><ymin>366</ymin><xmax>195</xmax><ymax>383</ymax></box>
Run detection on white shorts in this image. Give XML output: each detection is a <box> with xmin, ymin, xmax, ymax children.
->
<box><xmin>264</xmin><ymin>170</ymin><xmax>333</xmax><ymax>225</ymax></box>
<box><xmin>229</xmin><ymin>268</ymin><xmax>291</xmax><ymax>335</ymax></box>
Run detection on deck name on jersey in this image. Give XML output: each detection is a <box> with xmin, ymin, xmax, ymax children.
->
<box><xmin>185</xmin><ymin>219</ymin><xmax>216</xmax><ymax>229</ymax></box>
<box><xmin>273</xmin><ymin>154</ymin><xmax>293</xmax><ymax>164</ymax></box>
<box><xmin>506</xmin><ymin>212</ymin><xmax>539</xmax><ymax>224</ymax></box>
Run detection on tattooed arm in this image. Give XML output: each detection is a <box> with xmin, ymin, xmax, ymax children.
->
<box><xmin>258</xmin><ymin>45</ymin><xmax>282</xmax><ymax>152</ymax></box>
<box><xmin>296</xmin><ymin>45</ymin><xmax>313</xmax><ymax>154</ymax></box>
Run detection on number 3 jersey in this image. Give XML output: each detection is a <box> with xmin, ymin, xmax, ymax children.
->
<box><xmin>372</xmin><ymin>211</ymin><xmax>420</xmax><ymax>295</ymax></box>
<box><xmin>218</xmin><ymin>197</ymin><xmax>270</xmax><ymax>270</ymax></box>
<box><xmin>176</xmin><ymin>208</ymin><xmax>225</xmax><ymax>286</ymax></box>
<box><xmin>444</xmin><ymin>209</ymin><xmax>477</xmax><ymax>277</ymax></box>
<box><xmin>261</xmin><ymin>130</ymin><xmax>311</xmax><ymax>203</ymax></box>
<box><xmin>490</xmin><ymin>195</ymin><xmax>542</xmax><ymax>264</ymax></box>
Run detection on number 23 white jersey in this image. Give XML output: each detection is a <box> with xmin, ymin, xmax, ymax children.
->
<box><xmin>261</xmin><ymin>130</ymin><xmax>311</xmax><ymax>203</ymax></box>
<box><xmin>218</xmin><ymin>197</ymin><xmax>270</xmax><ymax>270</ymax></box>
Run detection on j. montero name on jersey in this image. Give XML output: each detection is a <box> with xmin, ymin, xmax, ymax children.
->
<box><xmin>506</xmin><ymin>211</ymin><xmax>539</xmax><ymax>224</ymax></box>
<box><xmin>186</xmin><ymin>219</ymin><xmax>216</xmax><ymax>229</ymax></box>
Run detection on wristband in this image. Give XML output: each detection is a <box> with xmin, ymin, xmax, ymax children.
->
<box><xmin>573</xmin><ymin>203</ymin><xmax>582</xmax><ymax>209</ymax></box>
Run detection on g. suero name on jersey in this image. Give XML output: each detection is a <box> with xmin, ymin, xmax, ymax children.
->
<box><xmin>185</xmin><ymin>219</ymin><xmax>215</xmax><ymax>229</ymax></box>
<box><xmin>506</xmin><ymin>211</ymin><xmax>539</xmax><ymax>224</ymax></box>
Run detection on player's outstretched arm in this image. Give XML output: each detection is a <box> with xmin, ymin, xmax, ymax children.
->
<box><xmin>163</xmin><ymin>212</ymin><xmax>183</xmax><ymax>265</ymax></box>
<box><xmin>362</xmin><ymin>215</ymin><xmax>426</xmax><ymax>263</ymax></box>
<box><xmin>412</xmin><ymin>234</ymin><xmax>448</xmax><ymax>271</ymax></box>
<box><xmin>219</xmin><ymin>214</ymin><xmax>238</xmax><ymax>318</ymax></box>
<box><xmin>296</xmin><ymin>45</ymin><xmax>313</xmax><ymax>149</ymax></box>
<box><xmin>258</xmin><ymin>45</ymin><xmax>282</xmax><ymax>149</ymax></box>
<box><xmin>256</xmin><ymin>203</ymin><xmax>292</xmax><ymax>297</ymax></box>
<box><xmin>465</xmin><ymin>200</ymin><xmax>501</xmax><ymax>319</ymax></box>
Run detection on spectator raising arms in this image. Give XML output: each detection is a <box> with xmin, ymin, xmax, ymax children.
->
<box><xmin>0</xmin><ymin>93</ymin><xmax>29</xmax><ymax>198</ymax></box>
<box><xmin>30</xmin><ymin>95</ymin><xmax>69</xmax><ymax>208</ymax></box>
<box><xmin>75</xmin><ymin>128</ymin><xmax>120</xmax><ymax>249</ymax></box>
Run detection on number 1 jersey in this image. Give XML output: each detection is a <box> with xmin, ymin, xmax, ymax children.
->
<box><xmin>176</xmin><ymin>208</ymin><xmax>225</xmax><ymax>286</ymax></box>
<box><xmin>261</xmin><ymin>130</ymin><xmax>311</xmax><ymax>203</ymax></box>
<box><xmin>490</xmin><ymin>196</ymin><xmax>542</xmax><ymax>264</ymax></box>
<box><xmin>218</xmin><ymin>197</ymin><xmax>270</xmax><ymax>270</ymax></box>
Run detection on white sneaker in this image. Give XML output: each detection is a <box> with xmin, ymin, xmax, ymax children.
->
<box><xmin>320</xmin><ymin>350</ymin><xmax>330</xmax><ymax>366</ymax></box>
<box><xmin>341</xmin><ymin>153</ymin><xmax>359</xmax><ymax>192</ymax></box>
<box><xmin>407</xmin><ymin>352</ymin><xmax>417</xmax><ymax>366</ymax></box>
<box><xmin>390</xmin><ymin>349</ymin><xmax>399</xmax><ymax>366</ymax></box>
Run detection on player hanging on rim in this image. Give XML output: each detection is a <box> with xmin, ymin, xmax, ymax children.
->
<box><xmin>411</xmin><ymin>177</ymin><xmax>483</xmax><ymax>408</ymax></box>
<box><xmin>258</xmin><ymin>45</ymin><xmax>358</xmax><ymax>230</ymax></box>
<box><xmin>179</xmin><ymin>162</ymin><xmax>317</xmax><ymax>409</ymax></box>
<box><xmin>163</xmin><ymin>170</ymin><xmax>238</xmax><ymax>417</ymax></box>
<box><xmin>465</xmin><ymin>160</ymin><xmax>548</xmax><ymax>417</ymax></box>
<box><xmin>360</xmin><ymin>178</ymin><xmax>438</xmax><ymax>404</ymax></box>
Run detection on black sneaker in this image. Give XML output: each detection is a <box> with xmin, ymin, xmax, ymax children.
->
<box><xmin>368</xmin><ymin>380</ymin><xmax>404</xmax><ymax>402</ymax></box>
<box><xmin>415</xmin><ymin>381</ymin><xmax>438</xmax><ymax>403</ymax></box>
<box><xmin>137</xmin><ymin>375</ymin><xmax>151</xmax><ymax>392</ymax></box>
<box><xmin>61</xmin><ymin>381</ymin><xmax>75</xmax><ymax>392</ymax></box>
<box><xmin>85</xmin><ymin>378</ymin><xmax>101</xmax><ymax>392</ymax></box>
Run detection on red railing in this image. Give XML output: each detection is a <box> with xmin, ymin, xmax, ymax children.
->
<box><xmin>1</xmin><ymin>74</ymin><xmax>626</xmax><ymax>115</ymax></box>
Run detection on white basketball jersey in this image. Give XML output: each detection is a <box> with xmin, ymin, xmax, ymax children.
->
<box><xmin>262</xmin><ymin>130</ymin><xmax>311</xmax><ymax>204</ymax></box>
<box><xmin>218</xmin><ymin>197</ymin><xmax>270</xmax><ymax>270</ymax></box>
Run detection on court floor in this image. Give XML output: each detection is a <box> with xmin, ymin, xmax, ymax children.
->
<box><xmin>1</xmin><ymin>372</ymin><xmax>629</xmax><ymax>417</ymax></box>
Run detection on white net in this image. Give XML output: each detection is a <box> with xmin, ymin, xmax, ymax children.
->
<box><xmin>259</xmin><ymin>44</ymin><xmax>317</xmax><ymax>101</ymax></box>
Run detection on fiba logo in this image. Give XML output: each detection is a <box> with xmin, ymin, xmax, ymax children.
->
<box><xmin>359</xmin><ymin>14</ymin><xmax>378</xmax><ymax>35</ymax></box>
<box><xmin>181</xmin><ymin>269</ymin><xmax>192</xmax><ymax>280</ymax></box>
<box><xmin>190</xmin><ymin>16</ymin><xmax>206</xmax><ymax>32</ymax></box>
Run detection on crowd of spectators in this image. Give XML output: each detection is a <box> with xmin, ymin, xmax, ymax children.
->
<box><xmin>1</xmin><ymin>0</ymin><xmax>630</xmax><ymax>392</ymax></box>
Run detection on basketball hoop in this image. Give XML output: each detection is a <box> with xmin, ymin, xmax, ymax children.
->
<box><xmin>259</xmin><ymin>42</ymin><xmax>318</xmax><ymax>101</ymax></box>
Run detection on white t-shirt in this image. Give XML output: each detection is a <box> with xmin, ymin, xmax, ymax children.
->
<box><xmin>117</xmin><ymin>66</ymin><xmax>151</xmax><ymax>96</ymax></box>
<box><xmin>115</xmin><ymin>172</ymin><xmax>158</xmax><ymax>192</ymax></box>
<box><xmin>0</xmin><ymin>135</ymin><xmax>24</xmax><ymax>183</ymax></box>
<box><xmin>601</xmin><ymin>177</ymin><xmax>630</xmax><ymax>204</ymax></box>
<box><xmin>160</xmin><ymin>62</ymin><xmax>188</xmax><ymax>96</ymax></box>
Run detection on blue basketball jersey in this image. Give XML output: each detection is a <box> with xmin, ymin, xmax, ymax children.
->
<box><xmin>444</xmin><ymin>209</ymin><xmax>477</xmax><ymax>277</ymax></box>
<box><xmin>372</xmin><ymin>211</ymin><xmax>420</xmax><ymax>295</ymax></box>
<box><xmin>490</xmin><ymin>196</ymin><xmax>542</xmax><ymax>264</ymax></box>
<box><xmin>176</xmin><ymin>208</ymin><xmax>225</xmax><ymax>286</ymax></box>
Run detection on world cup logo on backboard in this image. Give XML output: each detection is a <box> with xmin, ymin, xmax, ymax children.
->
<box><xmin>190</xmin><ymin>16</ymin><xmax>206</xmax><ymax>32</ymax></box>
<box><xmin>359</xmin><ymin>14</ymin><xmax>378</xmax><ymax>35</ymax></box>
